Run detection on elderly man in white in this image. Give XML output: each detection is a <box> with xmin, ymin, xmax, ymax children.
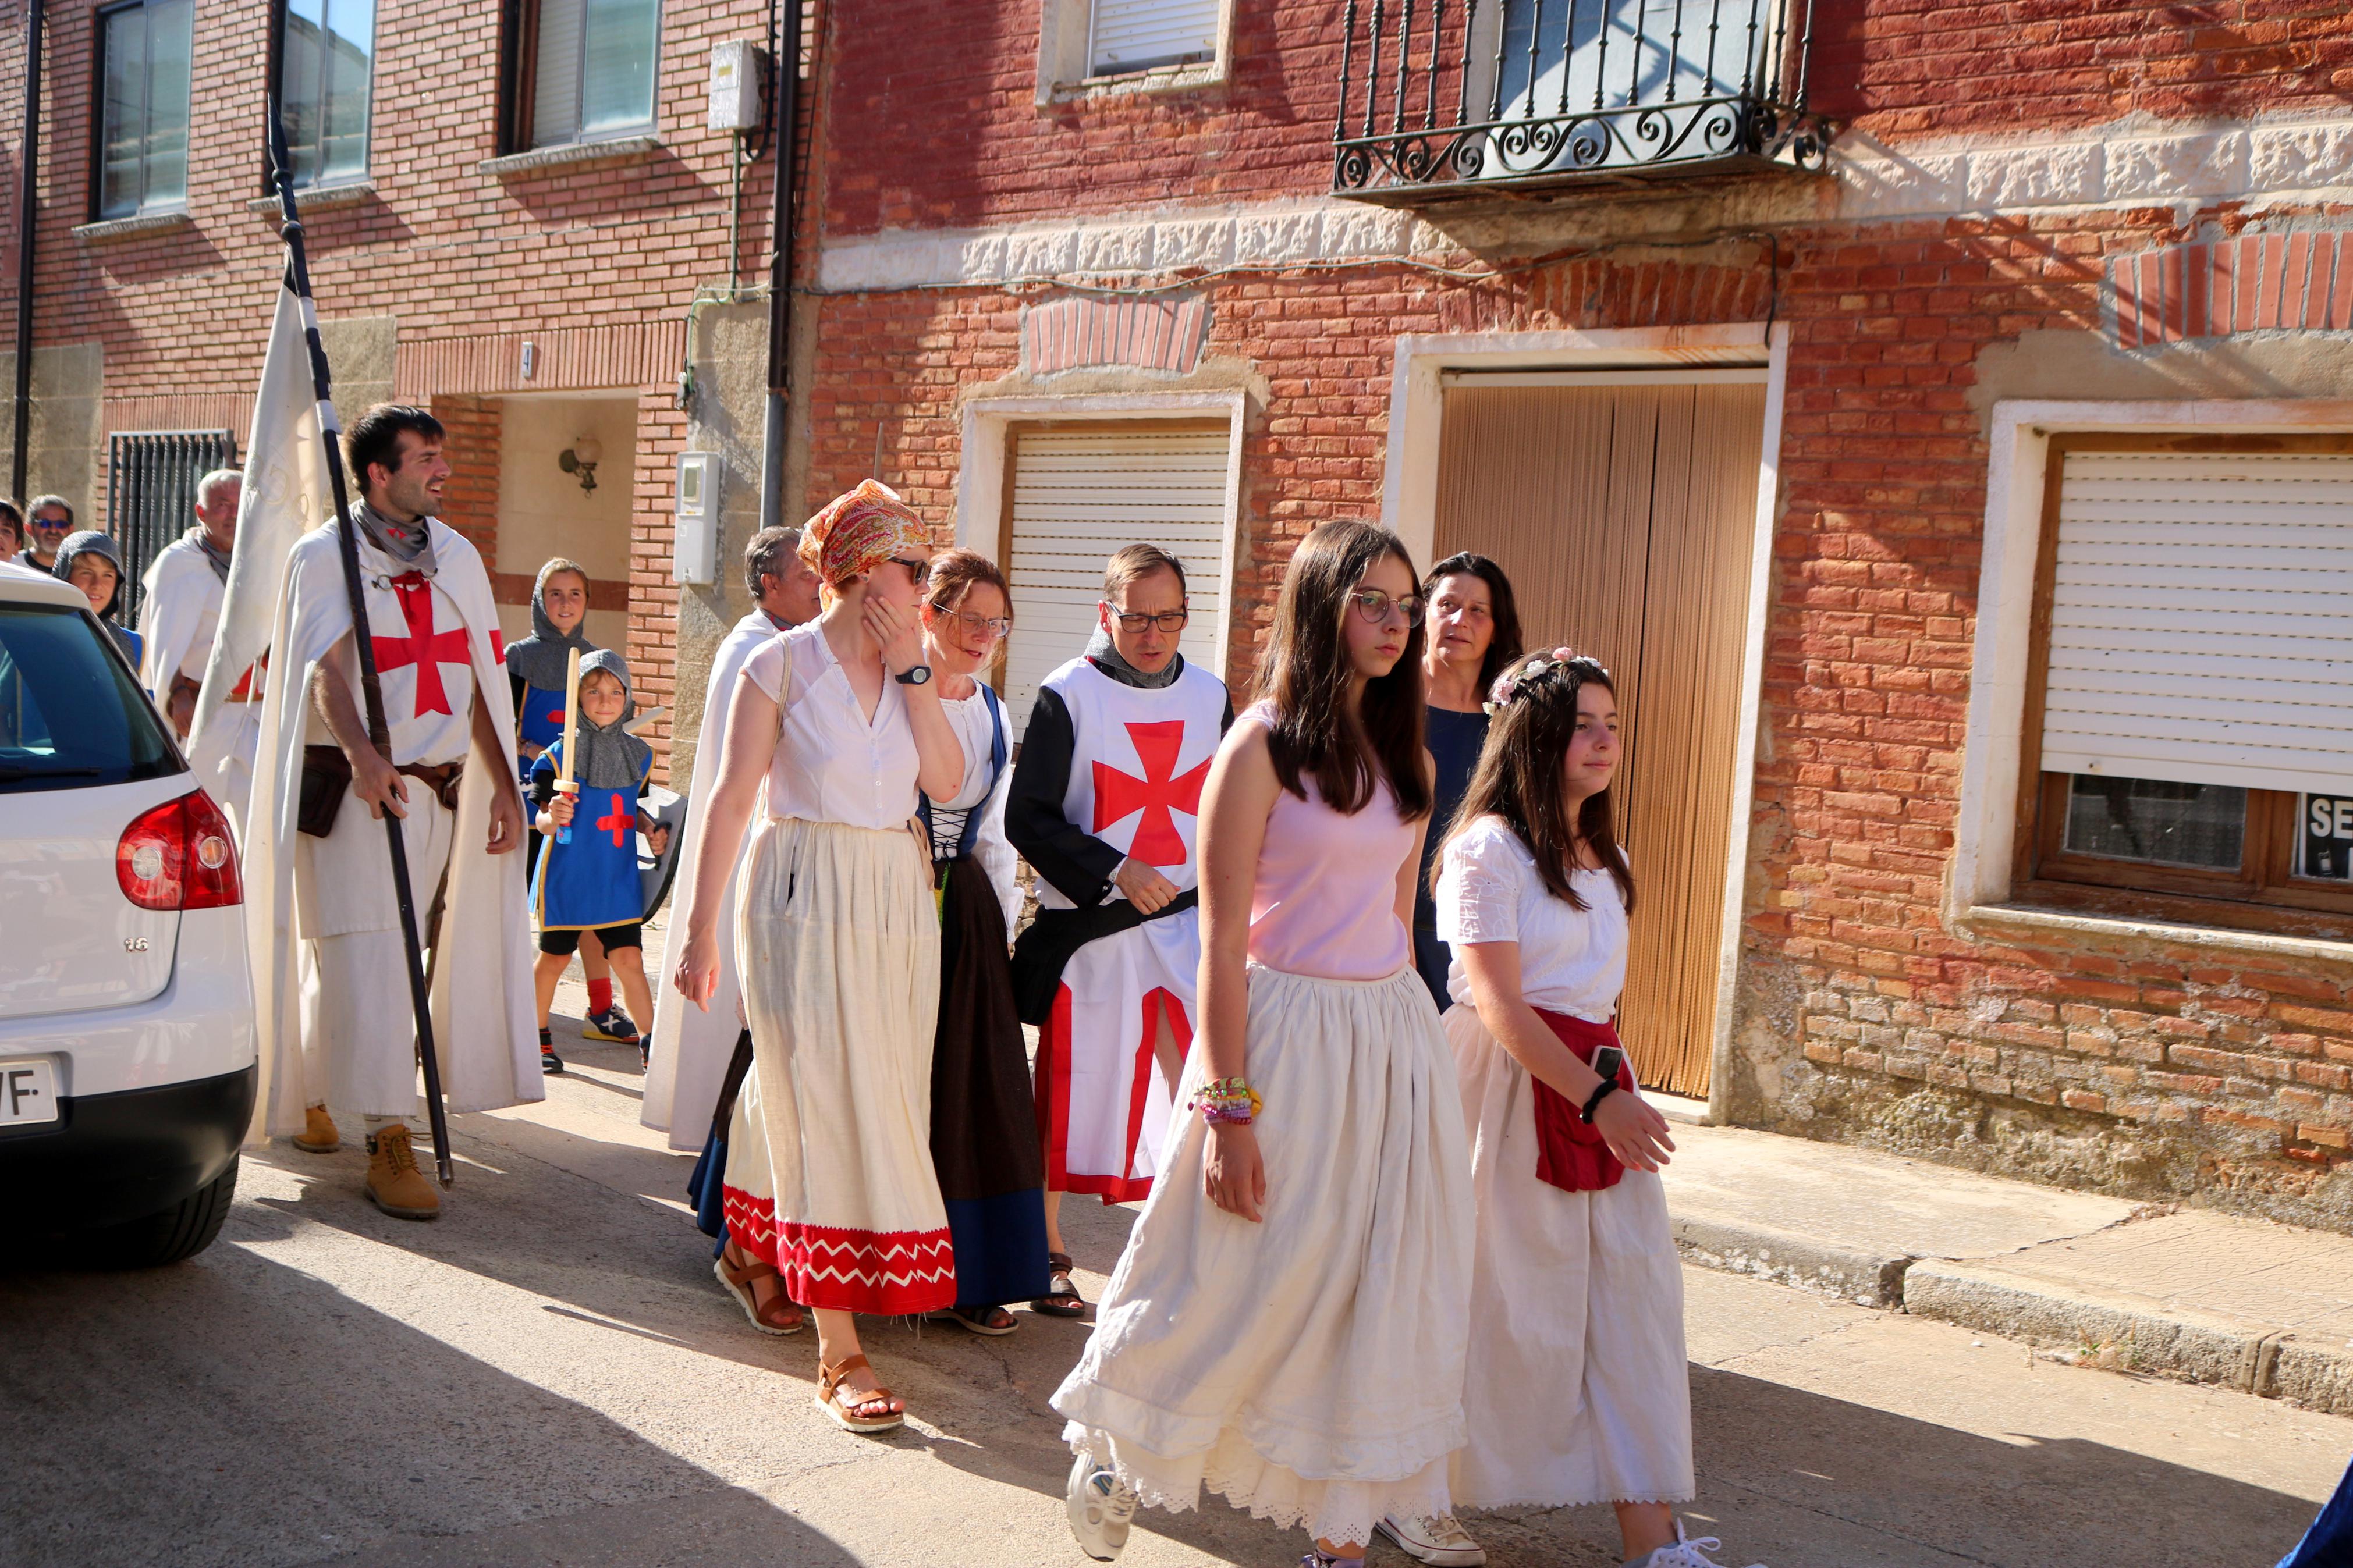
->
<box><xmin>141</xmin><ymin>469</ymin><xmax>264</xmax><ymax>829</ymax></box>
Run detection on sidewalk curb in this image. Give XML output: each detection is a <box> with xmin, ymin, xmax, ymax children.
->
<box><xmin>1901</xmin><ymin>1259</ymin><xmax>2353</xmax><ymax>1416</ymax></box>
<box><xmin>1670</xmin><ymin>1214</ymin><xmax>1911</xmax><ymax>1308</ymax></box>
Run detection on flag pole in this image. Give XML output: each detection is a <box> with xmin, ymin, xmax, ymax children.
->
<box><xmin>267</xmin><ymin>104</ymin><xmax>455</xmax><ymax>1188</ymax></box>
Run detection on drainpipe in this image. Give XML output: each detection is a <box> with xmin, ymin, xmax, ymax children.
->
<box><xmin>755</xmin><ymin>0</ymin><xmax>803</xmax><ymax>533</ymax></box>
<box><xmin>11</xmin><ymin>0</ymin><xmax>41</xmax><ymax>502</ymax></box>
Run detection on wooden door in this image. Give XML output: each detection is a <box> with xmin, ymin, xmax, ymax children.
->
<box><xmin>1433</xmin><ymin>378</ymin><xmax>1765</xmax><ymax>1096</ymax></box>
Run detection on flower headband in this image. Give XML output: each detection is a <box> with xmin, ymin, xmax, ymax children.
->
<box><xmin>1484</xmin><ymin>647</ymin><xmax>1609</xmax><ymax>716</ymax></box>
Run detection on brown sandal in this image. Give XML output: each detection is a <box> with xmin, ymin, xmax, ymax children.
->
<box><xmin>1032</xmin><ymin>1251</ymin><xmax>1087</xmax><ymax>1318</ymax></box>
<box><xmin>816</xmin><ymin>1353</ymin><xmax>904</xmax><ymax>1434</ymax></box>
<box><xmin>715</xmin><ymin>1246</ymin><xmax>805</xmax><ymax>1336</ymax></box>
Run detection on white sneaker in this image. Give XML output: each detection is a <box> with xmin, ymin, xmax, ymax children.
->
<box><xmin>1376</xmin><ymin>1512</ymin><xmax>1488</xmax><ymax>1566</ymax></box>
<box><xmin>1065</xmin><ymin>1453</ymin><xmax>1138</xmax><ymax>1562</ymax></box>
<box><xmin>1636</xmin><ymin>1522</ymin><xmax>1765</xmax><ymax>1568</ymax></box>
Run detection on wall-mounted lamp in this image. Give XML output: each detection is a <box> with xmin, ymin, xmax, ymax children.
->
<box><xmin>558</xmin><ymin>435</ymin><xmax>604</xmax><ymax>494</ymax></box>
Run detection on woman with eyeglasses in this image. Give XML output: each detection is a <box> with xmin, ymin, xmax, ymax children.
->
<box><xmin>912</xmin><ymin>549</ymin><xmax>1050</xmax><ymax>1336</ymax></box>
<box><xmin>673</xmin><ymin>480</ymin><xmax>966</xmax><ymax>1435</ymax></box>
<box><xmin>1054</xmin><ymin>521</ymin><xmax>1474</xmax><ymax>1568</ymax></box>
<box><xmin>1413</xmin><ymin>553</ymin><xmax>1525</xmax><ymax>1011</ymax></box>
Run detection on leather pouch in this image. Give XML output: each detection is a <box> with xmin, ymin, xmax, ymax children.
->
<box><xmin>298</xmin><ymin>744</ymin><xmax>352</xmax><ymax>838</ymax></box>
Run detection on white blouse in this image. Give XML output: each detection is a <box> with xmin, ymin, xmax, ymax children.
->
<box><xmin>1435</xmin><ymin>814</ymin><xmax>1630</xmax><ymax>1023</ymax></box>
<box><xmin>740</xmin><ymin>621</ymin><xmax>931</xmax><ymax>830</ymax></box>
<box><xmin>934</xmin><ymin>685</ymin><xmax>1020</xmax><ymax>931</ymax></box>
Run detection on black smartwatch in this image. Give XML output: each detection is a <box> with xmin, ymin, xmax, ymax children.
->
<box><xmin>894</xmin><ymin>663</ymin><xmax>932</xmax><ymax>686</ymax></box>
<box><xmin>1579</xmin><ymin>1078</ymin><xmax>1621</xmax><ymax>1125</ymax></box>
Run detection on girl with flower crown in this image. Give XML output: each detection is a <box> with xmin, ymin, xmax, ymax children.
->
<box><xmin>1432</xmin><ymin>651</ymin><xmax>1762</xmax><ymax>1568</ymax></box>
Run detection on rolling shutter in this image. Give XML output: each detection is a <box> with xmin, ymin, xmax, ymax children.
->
<box><xmin>2040</xmin><ymin>449</ymin><xmax>2353</xmax><ymax>795</ymax></box>
<box><xmin>1089</xmin><ymin>0</ymin><xmax>1219</xmax><ymax>74</ymax></box>
<box><xmin>1000</xmin><ymin>425</ymin><xmax>1230</xmax><ymax>739</ymax></box>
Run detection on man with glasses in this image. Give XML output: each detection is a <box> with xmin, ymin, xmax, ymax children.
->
<box><xmin>20</xmin><ymin>495</ymin><xmax>74</xmax><ymax>573</ymax></box>
<box><xmin>1008</xmin><ymin>543</ymin><xmax>1232</xmax><ymax>1321</ymax></box>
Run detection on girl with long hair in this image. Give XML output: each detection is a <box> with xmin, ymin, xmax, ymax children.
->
<box><xmin>1053</xmin><ymin>521</ymin><xmax>1475</xmax><ymax>1568</ymax></box>
<box><xmin>1412</xmin><ymin>552</ymin><xmax>1524</xmax><ymax>1007</ymax></box>
<box><xmin>1435</xmin><ymin>652</ymin><xmax>1755</xmax><ymax>1568</ymax></box>
<box><xmin>914</xmin><ymin>549</ymin><xmax>1049</xmax><ymax>1335</ymax></box>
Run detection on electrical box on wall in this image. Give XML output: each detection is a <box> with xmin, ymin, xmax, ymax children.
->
<box><xmin>707</xmin><ymin>42</ymin><xmax>768</xmax><ymax>134</ymax></box>
<box><xmin>675</xmin><ymin>453</ymin><xmax>721</xmax><ymax>585</ymax></box>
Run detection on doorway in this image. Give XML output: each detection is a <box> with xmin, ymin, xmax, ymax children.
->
<box><xmin>1432</xmin><ymin>371</ymin><xmax>1767</xmax><ymax>1096</ymax></box>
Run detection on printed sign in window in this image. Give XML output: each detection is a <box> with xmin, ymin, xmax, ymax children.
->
<box><xmin>2298</xmin><ymin>795</ymin><xmax>2353</xmax><ymax>881</ymax></box>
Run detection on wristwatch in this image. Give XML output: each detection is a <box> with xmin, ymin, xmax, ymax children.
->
<box><xmin>894</xmin><ymin>663</ymin><xmax>932</xmax><ymax>686</ymax></box>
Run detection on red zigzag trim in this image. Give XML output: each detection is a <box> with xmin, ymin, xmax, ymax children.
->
<box><xmin>721</xmin><ymin>1191</ymin><xmax>958</xmax><ymax>1314</ymax></box>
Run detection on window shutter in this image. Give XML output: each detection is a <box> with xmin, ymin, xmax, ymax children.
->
<box><xmin>532</xmin><ymin>0</ymin><xmax>585</xmax><ymax>148</ymax></box>
<box><xmin>1002</xmin><ymin>427</ymin><xmax>1230</xmax><ymax>738</ymax></box>
<box><xmin>1088</xmin><ymin>0</ymin><xmax>1219</xmax><ymax>74</ymax></box>
<box><xmin>2039</xmin><ymin>449</ymin><xmax>2353</xmax><ymax>795</ymax></box>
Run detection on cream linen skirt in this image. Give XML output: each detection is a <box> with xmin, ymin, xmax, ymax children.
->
<box><xmin>1052</xmin><ymin>963</ymin><xmax>1474</xmax><ymax>1548</ymax></box>
<box><xmin>1445</xmin><ymin>1003</ymin><xmax>1694</xmax><ymax>1509</ymax></box>
<box><xmin>719</xmin><ymin>815</ymin><xmax>956</xmax><ymax>1316</ymax></box>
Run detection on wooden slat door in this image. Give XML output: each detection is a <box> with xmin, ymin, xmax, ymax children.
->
<box><xmin>1434</xmin><ymin>381</ymin><xmax>1765</xmax><ymax>1096</ymax></box>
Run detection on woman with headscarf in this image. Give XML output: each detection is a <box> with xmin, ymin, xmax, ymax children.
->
<box><xmin>673</xmin><ymin>479</ymin><xmax>966</xmax><ymax>1433</ymax></box>
<box><xmin>53</xmin><ymin>530</ymin><xmax>143</xmax><ymax>669</ymax></box>
<box><xmin>506</xmin><ymin>558</ymin><xmax>637</xmax><ymax>1048</ymax></box>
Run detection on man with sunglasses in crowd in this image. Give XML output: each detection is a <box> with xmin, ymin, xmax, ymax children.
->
<box><xmin>1007</xmin><ymin>543</ymin><xmax>1232</xmax><ymax>1321</ymax></box>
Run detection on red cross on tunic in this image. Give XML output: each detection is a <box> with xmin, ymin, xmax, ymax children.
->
<box><xmin>1092</xmin><ymin>720</ymin><xmax>1211</xmax><ymax>869</ymax></box>
<box><xmin>595</xmin><ymin>794</ymin><xmax>633</xmax><ymax>848</ymax></box>
<box><xmin>372</xmin><ymin>572</ymin><xmax>472</xmax><ymax>718</ymax></box>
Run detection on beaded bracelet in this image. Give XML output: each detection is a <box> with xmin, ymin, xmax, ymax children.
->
<box><xmin>1190</xmin><ymin>1075</ymin><xmax>1262</xmax><ymax>1125</ymax></box>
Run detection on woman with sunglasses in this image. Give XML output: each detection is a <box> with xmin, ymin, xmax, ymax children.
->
<box><xmin>673</xmin><ymin>480</ymin><xmax>966</xmax><ymax>1434</ymax></box>
<box><xmin>1054</xmin><ymin>521</ymin><xmax>1474</xmax><ymax>1568</ymax></box>
<box><xmin>913</xmin><ymin>549</ymin><xmax>1050</xmax><ymax>1336</ymax></box>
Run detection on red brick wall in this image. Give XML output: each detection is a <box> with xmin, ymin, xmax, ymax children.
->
<box><xmin>431</xmin><ymin>396</ymin><xmax>501</xmax><ymax>563</ymax></box>
<box><xmin>626</xmin><ymin>392</ymin><xmax>686</xmax><ymax>778</ymax></box>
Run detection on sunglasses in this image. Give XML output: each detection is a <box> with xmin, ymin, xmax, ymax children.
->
<box><xmin>888</xmin><ymin>555</ymin><xmax>931</xmax><ymax>586</ymax></box>
<box><xmin>1349</xmin><ymin>589</ymin><xmax>1426</xmax><ymax>628</ymax></box>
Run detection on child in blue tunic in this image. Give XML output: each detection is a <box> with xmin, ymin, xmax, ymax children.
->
<box><xmin>529</xmin><ymin>649</ymin><xmax>669</xmax><ymax>1074</ymax></box>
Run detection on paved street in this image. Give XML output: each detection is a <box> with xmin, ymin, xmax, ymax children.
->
<box><xmin>4</xmin><ymin>1021</ymin><xmax>2346</xmax><ymax>1568</ymax></box>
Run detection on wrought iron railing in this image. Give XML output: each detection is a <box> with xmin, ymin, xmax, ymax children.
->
<box><xmin>107</xmin><ymin>430</ymin><xmax>237</xmax><ymax>625</ymax></box>
<box><xmin>1332</xmin><ymin>0</ymin><xmax>1830</xmax><ymax>201</ymax></box>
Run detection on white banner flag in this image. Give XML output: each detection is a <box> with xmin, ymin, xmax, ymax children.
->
<box><xmin>188</xmin><ymin>271</ymin><xmax>333</xmax><ymax>812</ymax></box>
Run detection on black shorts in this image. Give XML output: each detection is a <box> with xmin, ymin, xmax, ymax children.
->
<box><xmin>538</xmin><ymin>920</ymin><xmax>644</xmax><ymax>957</ymax></box>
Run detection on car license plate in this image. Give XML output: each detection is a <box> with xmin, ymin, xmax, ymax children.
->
<box><xmin>0</xmin><ymin>1057</ymin><xmax>59</xmax><ymax>1127</ymax></box>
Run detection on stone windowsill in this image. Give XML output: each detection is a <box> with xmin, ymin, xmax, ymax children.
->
<box><xmin>1960</xmin><ymin>901</ymin><xmax>2353</xmax><ymax>967</ymax></box>
<box><xmin>244</xmin><ymin>179</ymin><xmax>378</xmax><ymax>218</ymax></box>
<box><xmin>477</xmin><ymin>134</ymin><xmax>662</xmax><ymax>179</ymax></box>
<box><xmin>1046</xmin><ymin>59</ymin><xmax>1225</xmax><ymax>104</ymax></box>
<box><xmin>72</xmin><ymin>208</ymin><xmax>192</xmax><ymax>243</ymax></box>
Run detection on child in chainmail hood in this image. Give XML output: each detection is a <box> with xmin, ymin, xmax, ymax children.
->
<box><xmin>52</xmin><ymin>529</ymin><xmax>143</xmax><ymax>667</ymax></box>
<box><xmin>526</xmin><ymin>648</ymin><xmax>668</xmax><ymax>1073</ymax></box>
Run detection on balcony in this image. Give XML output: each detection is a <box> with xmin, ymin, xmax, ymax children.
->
<box><xmin>1332</xmin><ymin>0</ymin><xmax>1831</xmax><ymax>204</ymax></box>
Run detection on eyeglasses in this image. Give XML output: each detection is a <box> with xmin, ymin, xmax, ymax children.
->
<box><xmin>888</xmin><ymin>555</ymin><xmax>931</xmax><ymax>586</ymax></box>
<box><xmin>1350</xmin><ymin>589</ymin><xmax>1426</xmax><ymax>628</ymax></box>
<box><xmin>939</xmin><ymin>607</ymin><xmax>1011</xmax><ymax>639</ymax></box>
<box><xmin>1108</xmin><ymin>604</ymin><xmax>1189</xmax><ymax>634</ymax></box>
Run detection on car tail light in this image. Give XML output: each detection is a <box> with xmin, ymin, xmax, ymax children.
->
<box><xmin>117</xmin><ymin>790</ymin><xmax>243</xmax><ymax>911</ymax></box>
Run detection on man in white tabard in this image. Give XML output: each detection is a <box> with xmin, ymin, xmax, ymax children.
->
<box><xmin>140</xmin><ymin>468</ymin><xmax>265</xmax><ymax>830</ymax></box>
<box><xmin>644</xmin><ymin>523</ymin><xmax>822</xmax><ymax>1152</ymax></box>
<box><xmin>1007</xmin><ymin>543</ymin><xmax>1230</xmax><ymax>1318</ymax></box>
<box><xmin>240</xmin><ymin>404</ymin><xmax>538</xmax><ymax>1221</ymax></box>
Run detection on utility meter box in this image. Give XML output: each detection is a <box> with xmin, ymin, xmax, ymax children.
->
<box><xmin>707</xmin><ymin>41</ymin><xmax>767</xmax><ymax>134</ymax></box>
<box><xmin>675</xmin><ymin>453</ymin><xmax>721</xmax><ymax>585</ymax></box>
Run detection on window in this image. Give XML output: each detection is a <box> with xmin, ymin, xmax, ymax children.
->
<box><xmin>96</xmin><ymin>0</ymin><xmax>193</xmax><ymax>220</ymax></box>
<box><xmin>527</xmin><ymin>0</ymin><xmax>661</xmax><ymax>149</ymax></box>
<box><xmin>0</xmin><ymin>603</ymin><xmax>178</xmax><ymax>791</ymax></box>
<box><xmin>2015</xmin><ymin>436</ymin><xmax>2353</xmax><ymax>931</ymax></box>
<box><xmin>277</xmin><ymin>0</ymin><xmax>375</xmax><ymax>188</ymax></box>
<box><xmin>1088</xmin><ymin>0</ymin><xmax>1218</xmax><ymax>76</ymax></box>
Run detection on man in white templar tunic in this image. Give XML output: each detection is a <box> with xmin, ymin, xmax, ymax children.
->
<box><xmin>140</xmin><ymin>468</ymin><xmax>264</xmax><ymax>831</ymax></box>
<box><xmin>1007</xmin><ymin>544</ymin><xmax>1230</xmax><ymax>1316</ymax></box>
<box><xmin>643</xmin><ymin>523</ymin><xmax>822</xmax><ymax>1152</ymax></box>
<box><xmin>242</xmin><ymin>404</ymin><xmax>538</xmax><ymax>1222</ymax></box>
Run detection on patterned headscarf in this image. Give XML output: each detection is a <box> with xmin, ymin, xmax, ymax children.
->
<box><xmin>798</xmin><ymin>479</ymin><xmax>927</xmax><ymax>589</ymax></box>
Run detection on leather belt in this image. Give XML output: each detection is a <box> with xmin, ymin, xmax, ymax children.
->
<box><xmin>396</xmin><ymin>760</ymin><xmax>464</xmax><ymax>812</ymax></box>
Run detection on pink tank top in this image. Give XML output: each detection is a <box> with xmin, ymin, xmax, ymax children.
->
<box><xmin>1242</xmin><ymin>707</ymin><xmax>1417</xmax><ymax>981</ymax></box>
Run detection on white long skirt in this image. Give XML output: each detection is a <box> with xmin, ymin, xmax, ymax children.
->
<box><xmin>1052</xmin><ymin>964</ymin><xmax>1474</xmax><ymax>1548</ymax></box>
<box><xmin>1446</xmin><ymin>1004</ymin><xmax>1694</xmax><ymax>1509</ymax></box>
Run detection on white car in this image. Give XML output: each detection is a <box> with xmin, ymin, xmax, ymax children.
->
<box><xmin>0</xmin><ymin>560</ymin><xmax>255</xmax><ymax>1264</ymax></box>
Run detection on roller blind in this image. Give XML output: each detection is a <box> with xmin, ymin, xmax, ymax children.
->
<box><xmin>2040</xmin><ymin>449</ymin><xmax>2353</xmax><ymax>795</ymax></box>
<box><xmin>1089</xmin><ymin>0</ymin><xmax>1219</xmax><ymax>74</ymax></box>
<box><xmin>1002</xmin><ymin>427</ymin><xmax>1230</xmax><ymax>739</ymax></box>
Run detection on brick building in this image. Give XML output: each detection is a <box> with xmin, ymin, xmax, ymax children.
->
<box><xmin>11</xmin><ymin>0</ymin><xmax>2353</xmax><ymax>1229</ymax></box>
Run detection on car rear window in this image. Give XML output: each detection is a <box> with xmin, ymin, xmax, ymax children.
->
<box><xmin>0</xmin><ymin>602</ymin><xmax>181</xmax><ymax>794</ymax></box>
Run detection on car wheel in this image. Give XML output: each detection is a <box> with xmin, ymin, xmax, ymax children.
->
<box><xmin>83</xmin><ymin>1157</ymin><xmax>240</xmax><ymax>1267</ymax></box>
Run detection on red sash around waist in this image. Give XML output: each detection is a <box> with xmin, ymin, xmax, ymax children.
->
<box><xmin>1529</xmin><ymin>1009</ymin><xmax>1637</xmax><ymax>1194</ymax></box>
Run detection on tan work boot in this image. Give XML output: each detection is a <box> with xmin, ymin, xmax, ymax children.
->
<box><xmin>364</xmin><ymin>1125</ymin><xmax>441</xmax><ymax>1221</ymax></box>
<box><xmin>291</xmin><ymin>1105</ymin><xmax>340</xmax><ymax>1153</ymax></box>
